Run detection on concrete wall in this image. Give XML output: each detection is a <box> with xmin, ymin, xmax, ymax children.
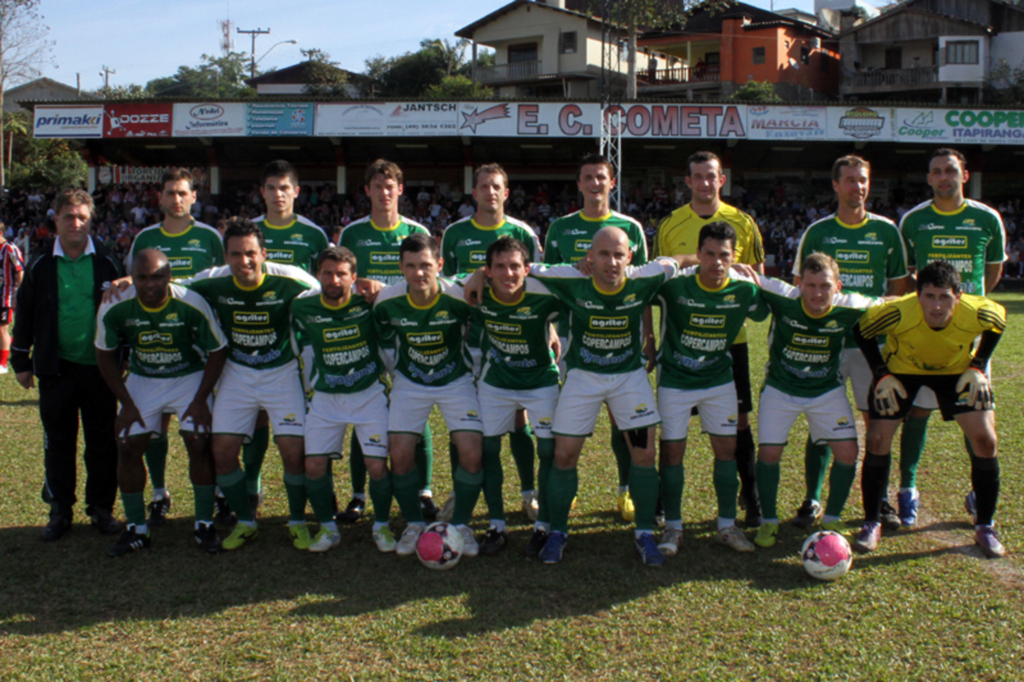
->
<box><xmin>938</xmin><ymin>34</ymin><xmax>987</xmax><ymax>82</ymax></box>
<box><xmin>860</xmin><ymin>40</ymin><xmax>935</xmax><ymax>69</ymax></box>
<box><xmin>989</xmin><ymin>31</ymin><xmax>1024</xmax><ymax>72</ymax></box>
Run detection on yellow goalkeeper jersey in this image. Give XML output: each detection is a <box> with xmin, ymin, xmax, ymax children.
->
<box><xmin>656</xmin><ymin>202</ymin><xmax>765</xmax><ymax>265</ymax></box>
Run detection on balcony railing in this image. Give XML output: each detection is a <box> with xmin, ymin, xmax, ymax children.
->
<box><xmin>637</xmin><ymin>64</ymin><xmax>721</xmax><ymax>87</ymax></box>
<box><xmin>473</xmin><ymin>60</ymin><xmax>542</xmax><ymax>84</ymax></box>
<box><xmin>843</xmin><ymin>65</ymin><xmax>938</xmax><ymax>89</ymax></box>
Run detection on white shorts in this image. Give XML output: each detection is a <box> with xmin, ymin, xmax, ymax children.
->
<box><xmin>469</xmin><ymin>346</ymin><xmax>483</xmax><ymax>379</ymax></box>
<box><xmin>305</xmin><ymin>383</ymin><xmax>390</xmax><ymax>459</ymax></box>
<box><xmin>382</xmin><ymin>347</ymin><xmax>397</xmax><ymax>377</ymax></box>
<box><xmin>658</xmin><ymin>383</ymin><xmax>738</xmax><ymax>441</ymax></box>
<box><xmin>299</xmin><ymin>345</ymin><xmax>315</xmax><ymax>395</ymax></box>
<box><xmin>757</xmin><ymin>384</ymin><xmax>857</xmax><ymax>446</ymax></box>
<box><xmin>213</xmin><ymin>360</ymin><xmax>306</xmax><ymax>439</ymax></box>
<box><xmin>557</xmin><ymin>336</ymin><xmax>568</xmax><ymax>379</ymax></box>
<box><xmin>478</xmin><ymin>382</ymin><xmax>559</xmax><ymax>438</ymax></box>
<box><xmin>553</xmin><ymin>368</ymin><xmax>659</xmax><ymax>438</ymax></box>
<box><xmin>839</xmin><ymin>347</ymin><xmax>873</xmax><ymax>412</ymax></box>
<box><xmin>124</xmin><ymin>372</ymin><xmax>210</xmax><ymax>438</ymax></box>
<box><xmin>388</xmin><ymin>373</ymin><xmax>483</xmax><ymax>435</ymax></box>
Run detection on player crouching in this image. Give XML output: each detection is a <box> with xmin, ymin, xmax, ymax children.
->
<box><xmin>852</xmin><ymin>260</ymin><xmax>1007</xmax><ymax>557</ymax></box>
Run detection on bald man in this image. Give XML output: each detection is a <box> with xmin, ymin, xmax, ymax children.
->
<box><xmin>96</xmin><ymin>248</ymin><xmax>229</xmax><ymax>556</ymax></box>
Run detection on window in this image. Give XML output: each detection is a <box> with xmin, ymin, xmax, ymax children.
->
<box><xmin>800</xmin><ymin>46</ymin><xmax>810</xmax><ymax>64</ymax></box>
<box><xmin>820</xmin><ymin>52</ymin><xmax>831</xmax><ymax>72</ymax></box>
<box><xmin>752</xmin><ymin>47</ymin><xmax>765</xmax><ymax>64</ymax></box>
<box><xmin>885</xmin><ymin>47</ymin><xmax>902</xmax><ymax>70</ymax></box>
<box><xmin>560</xmin><ymin>31</ymin><xmax>577</xmax><ymax>54</ymax></box>
<box><xmin>705</xmin><ymin>52</ymin><xmax>721</xmax><ymax>65</ymax></box>
<box><xmin>509</xmin><ymin>43</ymin><xmax>538</xmax><ymax>63</ymax></box>
<box><xmin>947</xmin><ymin>41</ymin><xmax>979</xmax><ymax>65</ymax></box>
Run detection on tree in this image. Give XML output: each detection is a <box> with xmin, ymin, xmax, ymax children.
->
<box><xmin>145</xmin><ymin>51</ymin><xmax>256</xmax><ymax>99</ymax></box>
<box><xmin>727</xmin><ymin>80</ymin><xmax>782</xmax><ymax>103</ymax></box>
<box><xmin>422</xmin><ymin>38</ymin><xmax>470</xmax><ymax>78</ymax></box>
<box><xmin>987</xmin><ymin>58</ymin><xmax>1024</xmax><ymax>103</ymax></box>
<box><xmin>96</xmin><ymin>83</ymin><xmax>147</xmax><ymax>100</ymax></box>
<box><xmin>423</xmin><ymin>75</ymin><xmax>493</xmax><ymax>100</ymax></box>
<box><xmin>0</xmin><ymin>0</ymin><xmax>54</xmax><ymax>188</ymax></box>
<box><xmin>7</xmin><ymin>135</ymin><xmax>86</xmax><ymax>191</ymax></box>
<box><xmin>300</xmin><ymin>48</ymin><xmax>348</xmax><ymax>97</ymax></box>
<box><xmin>363</xmin><ymin>38</ymin><xmax>479</xmax><ymax>98</ymax></box>
<box><xmin>3</xmin><ymin>108</ymin><xmax>28</xmax><ymax>168</ymax></box>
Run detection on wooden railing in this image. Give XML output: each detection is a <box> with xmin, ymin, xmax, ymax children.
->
<box><xmin>637</xmin><ymin>64</ymin><xmax>721</xmax><ymax>87</ymax></box>
<box><xmin>473</xmin><ymin>60</ymin><xmax>542</xmax><ymax>84</ymax></box>
<box><xmin>843</xmin><ymin>66</ymin><xmax>938</xmax><ymax>89</ymax></box>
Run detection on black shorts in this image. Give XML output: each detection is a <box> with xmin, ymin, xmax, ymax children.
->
<box><xmin>868</xmin><ymin>373</ymin><xmax>992</xmax><ymax>422</ymax></box>
<box><xmin>731</xmin><ymin>342</ymin><xmax>753</xmax><ymax>414</ymax></box>
<box><xmin>0</xmin><ymin>307</ymin><xmax>10</xmax><ymax>325</ymax></box>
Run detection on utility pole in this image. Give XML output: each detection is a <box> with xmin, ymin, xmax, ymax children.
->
<box><xmin>237</xmin><ymin>27</ymin><xmax>270</xmax><ymax>79</ymax></box>
<box><xmin>600</xmin><ymin>0</ymin><xmax>623</xmax><ymax>212</ymax></box>
<box><xmin>100</xmin><ymin>65</ymin><xmax>116</xmax><ymax>90</ymax></box>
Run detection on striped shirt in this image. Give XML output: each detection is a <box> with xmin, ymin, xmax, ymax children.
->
<box><xmin>0</xmin><ymin>241</ymin><xmax>24</xmax><ymax>307</ymax></box>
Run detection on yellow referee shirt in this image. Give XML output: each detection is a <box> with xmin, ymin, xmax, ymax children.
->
<box><xmin>656</xmin><ymin>202</ymin><xmax>765</xmax><ymax>265</ymax></box>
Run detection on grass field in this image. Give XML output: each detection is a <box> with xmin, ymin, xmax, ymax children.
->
<box><xmin>0</xmin><ymin>294</ymin><xmax>1022</xmax><ymax>680</ymax></box>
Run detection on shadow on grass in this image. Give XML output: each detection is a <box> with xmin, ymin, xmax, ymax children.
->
<box><xmin>0</xmin><ymin>398</ymin><xmax>39</xmax><ymax>407</ymax></box>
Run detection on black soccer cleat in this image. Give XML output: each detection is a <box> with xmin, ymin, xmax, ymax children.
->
<box><xmin>194</xmin><ymin>523</ymin><xmax>222</xmax><ymax>553</ymax></box>
<box><xmin>108</xmin><ymin>527</ymin><xmax>151</xmax><ymax>557</ymax></box>
<box><xmin>147</xmin><ymin>495</ymin><xmax>172</xmax><ymax>528</ymax></box>
<box><xmin>214</xmin><ymin>495</ymin><xmax>236</xmax><ymax>525</ymax></box>
<box><xmin>336</xmin><ymin>496</ymin><xmax>366</xmax><ymax>524</ymax></box>
<box><xmin>525</xmin><ymin>528</ymin><xmax>549</xmax><ymax>559</ymax></box>
<box><xmin>420</xmin><ymin>495</ymin><xmax>440</xmax><ymax>522</ymax></box>
<box><xmin>90</xmin><ymin>508</ymin><xmax>124</xmax><ymax>536</ymax></box>
<box><xmin>41</xmin><ymin>514</ymin><xmax>72</xmax><ymax>542</ymax></box>
<box><xmin>879</xmin><ymin>499</ymin><xmax>901</xmax><ymax>531</ymax></box>
<box><xmin>479</xmin><ymin>528</ymin><xmax>509</xmax><ymax>556</ymax></box>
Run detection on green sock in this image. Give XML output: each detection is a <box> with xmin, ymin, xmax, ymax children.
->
<box><xmin>629</xmin><ymin>463</ymin><xmax>660</xmax><ymax>532</ymax></box>
<box><xmin>481</xmin><ymin>436</ymin><xmax>505</xmax><ymax>521</ymax></box>
<box><xmin>306</xmin><ymin>474</ymin><xmax>335</xmax><ymax>524</ymax></box>
<box><xmin>804</xmin><ymin>437</ymin><xmax>831</xmax><ymax>502</ymax></box>
<box><xmin>192</xmin><ymin>484</ymin><xmax>215</xmax><ymax>524</ymax></box>
<box><xmin>509</xmin><ymin>423</ymin><xmax>536</xmax><ymax>491</ymax></box>
<box><xmin>451</xmin><ymin>466</ymin><xmax>484</xmax><ymax>526</ymax></box>
<box><xmin>393</xmin><ymin>470</ymin><xmax>424</xmax><ymax>523</ymax></box>
<box><xmin>713</xmin><ymin>459</ymin><xmax>740</xmax><ymax>520</ymax></box>
<box><xmin>899</xmin><ymin>414</ymin><xmax>930</xmax><ymax>489</ymax></box>
<box><xmin>660</xmin><ymin>461</ymin><xmax>684</xmax><ymax>524</ymax></box>
<box><xmin>824</xmin><ymin>460</ymin><xmax>857</xmax><ymax>518</ymax></box>
<box><xmin>756</xmin><ymin>459</ymin><xmax>781</xmax><ymax>521</ymax></box>
<box><xmin>610</xmin><ymin>425</ymin><xmax>632</xmax><ymax>489</ymax></box>
<box><xmin>415</xmin><ymin>423</ymin><xmax>433</xmax><ymax>493</ymax></box>
<box><xmin>243</xmin><ymin>425</ymin><xmax>270</xmax><ymax>495</ymax></box>
<box><xmin>121</xmin><ymin>491</ymin><xmax>146</xmax><ymax>527</ymax></box>
<box><xmin>283</xmin><ymin>472</ymin><xmax>307</xmax><ymax>522</ymax></box>
<box><xmin>369</xmin><ymin>471</ymin><xmax>393</xmax><ymax>523</ymax></box>
<box><xmin>536</xmin><ymin>438</ymin><xmax>554</xmax><ymax>524</ymax></box>
<box><xmin>216</xmin><ymin>468</ymin><xmax>253</xmax><ymax>522</ymax></box>
<box><xmin>144</xmin><ymin>434</ymin><xmax>169</xmax><ymax>491</ymax></box>
<box><xmin>349</xmin><ymin>433</ymin><xmax>367</xmax><ymax>495</ymax></box>
<box><xmin>548</xmin><ymin>465</ymin><xmax>579</xmax><ymax>533</ymax></box>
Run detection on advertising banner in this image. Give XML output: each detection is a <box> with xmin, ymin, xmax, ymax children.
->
<box><xmin>246</xmin><ymin>102</ymin><xmax>313</xmax><ymax>136</ymax></box>
<box><xmin>895</xmin><ymin>107</ymin><xmax>1024</xmax><ymax>144</ymax></box>
<box><xmin>826</xmin><ymin>105</ymin><xmax>892</xmax><ymax>142</ymax></box>
<box><xmin>746</xmin><ymin>105</ymin><xmax>827</xmax><ymax>140</ymax></box>
<box><xmin>172</xmin><ymin>102</ymin><xmax>246</xmax><ymax>137</ymax></box>
<box><xmin>33</xmin><ymin>105</ymin><xmax>104</xmax><ymax>138</ymax></box>
<box><xmin>98</xmin><ymin>166</ymin><xmax>208</xmax><ymax>186</ymax></box>
<box><xmin>103</xmin><ymin>103</ymin><xmax>173</xmax><ymax>138</ymax></box>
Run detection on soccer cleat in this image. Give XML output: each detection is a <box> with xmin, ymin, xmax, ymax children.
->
<box><xmin>964</xmin><ymin>490</ymin><xmax>978</xmax><ymax>524</ymax></box>
<box><xmin>657</xmin><ymin>528</ymin><xmax>683</xmax><ymax>556</ymax></box>
<box><xmin>336</xmin><ymin>496</ymin><xmax>366</xmax><ymax>524</ymax></box>
<box><xmin>108</xmin><ymin>526</ymin><xmax>151</xmax><ymax>557</ymax></box>
<box><xmin>479</xmin><ymin>527</ymin><xmax>508</xmax><ymax>556</ymax></box>
<box><xmin>717</xmin><ymin>525</ymin><xmax>756</xmax><ymax>552</ymax></box>
<box><xmin>793</xmin><ymin>499</ymin><xmax>823</xmax><ymax>529</ymax></box>
<box><xmin>897</xmin><ymin>489</ymin><xmax>921</xmax><ymax>527</ymax></box>
<box><xmin>617</xmin><ymin>492</ymin><xmax>636</xmax><ymax>522</ymax></box>
<box><xmin>739</xmin><ymin>490</ymin><xmax>763</xmax><ymax>529</ymax></box>
<box><xmin>289</xmin><ymin>524</ymin><xmax>313</xmax><ymax>550</ymax></box>
<box><xmin>249</xmin><ymin>492</ymin><xmax>264</xmax><ymax>519</ymax></box>
<box><xmin>635</xmin><ymin>532</ymin><xmax>666</xmax><ymax>566</ymax></box>
<box><xmin>754</xmin><ymin>521</ymin><xmax>779</xmax><ymax>548</ymax></box>
<box><xmin>852</xmin><ymin>521</ymin><xmax>882</xmax><ymax>553</ymax></box>
<box><xmin>396</xmin><ymin>523</ymin><xmax>425</xmax><ymax>556</ymax></box>
<box><xmin>539</xmin><ymin>531</ymin><xmax>568</xmax><ymax>564</ymax></box>
<box><xmin>194</xmin><ymin>523</ymin><xmax>221</xmax><ymax>553</ymax></box>
<box><xmin>421</xmin><ymin>495</ymin><xmax>440</xmax><ymax>522</ymax></box>
<box><xmin>820</xmin><ymin>520</ymin><xmax>846</xmax><ymax>533</ymax></box>
<box><xmin>214</xmin><ymin>495</ymin><xmax>236</xmax><ymax>525</ymax></box>
<box><xmin>654</xmin><ymin>498</ymin><xmax>666</xmax><ymax>527</ymax></box>
<box><xmin>435</xmin><ymin>496</ymin><xmax>455</xmax><ymax>523</ymax></box>
<box><xmin>879</xmin><ymin>499</ymin><xmax>901</xmax><ymax>531</ymax></box>
<box><xmin>308</xmin><ymin>527</ymin><xmax>341</xmax><ymax>553</ymax></box>
<box><xmin>522</xmin><ymin>492</ymin><xmax>539</xmax><ymax>522</ymax></box>
<box><xmin>90</xmin><ymin>508</ymin><xmax>124</xmax><ymax>536</ymax></box>
<box><xmin>458</xmin><ymin>525</ymin><xmax>480</xmax><ymax>557</ymax></box>
<box><xmin>975</xmin><ymin>526</ymin><xmax>1006</xmax><ymax>558</ymax></box>
<box><xmin>41</xmin><ymin>514</ymin><xmax>72</xmax><ymax>542</ymax></box>
<box><xmin>147</xmin><ymin>495</ymin><xmax>171</xmax><ymax>528</ymax></box>
<box><xmin>0</xmin><ymin>364</ymin><xmax>8</xmax><ymax>374</ymax></box>
<box><xmin>222</xmin><ymin>523</ymin><xmax>258</xmax><ymax>550</ymax></box>
<box><xmin>525</xmin><ymin>528</ymin><xmax>549</xmax><ymax>559</ymax></box>
<box><xmin>373</xmin><ymin>526</ymin><xmax>398</xmax><ymax>553</ymax></box>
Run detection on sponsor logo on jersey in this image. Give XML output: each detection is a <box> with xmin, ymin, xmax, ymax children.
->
<box><xmin>371</xmin><ymin>252</ymin><xmax>400</xmax><ymax>264</ymax></box>
<box><xmin>825</xmin><ymin>320</ymin><xmax>838</xmax><ymax>328</ymax></box>
<box><xmin>324</xmin><ymin>326</ymin><xmax>359</xmax><ymax>342</ymax></box>
<box><xmin>933</xmin><ymin>236</ymin><xmax>967</xmax><ymax>248</ymax></box>
<box><xmin>516</xmin><ymin>306</ymin><xmax>531</xmax><ymax>316</ymax></box>
<box><xmin>864</xmin><ymin>233</ymin><xmax>877</xmax><ymax>241</ymax></box>
<box><xmin>964</xmin><ymin>219</ymin><xmax>976</xmax><ymax>226</ymax></box>
<box><xmin>838</xmin><ymin>417</ymin><xmax>850</xmax><ymax>426</ymax></box>
<box><xmin>793</xmin><ymin>334</ymin><xmax>828</xmax><ymax>346</ymax></box>
<box><xmin>690</xmin><ymin>313</ymin><xmax>726</xmax><ymax>328</ymax></box>
<box><xmin>470</xmin><ymin>251</ymin><xmax>487</xmax><ymax>264</ymax></box>
<box><xmin>635</xmin><ymin>403</ymin><xmax>647</xmax><ymax>414</ymax></box>
<box><xmin>267</xmin><ymin>249</ymin><xmax>294</xmax><ymax>262</ymax></box>
<box><xmin>234</xmin><ymin>311</ymin><xmax>269</xmax><ymax>325</ymax></box>
<box><xmin>188</xmin><ymin>239</ymin><xmax>201</xmax><ymax>247</ymax></box>
<box><xmin>165</xmin><ymin>313</ymin><xmax>178</xmax><ymax>322</ymax></box>
<box><xmin>723</xmin><ymin>294</ymin><xmax>736</xmax><ymax>303</ymax></box>
<box><xmin>459</xmin><ymin>239</ymin><xmax>483</xmax><ymax>247</ymax></box>
<box><xmin>485</xmin><ymin>321</ymin><xmax>521</xmax><ymax>335</ymax></box>
<box><xmin>263</xmin><ymin>291</ymin><xmax>277</xmax><ymax>300</ymax></box>
<box><xmin>539</xmin><ymin>417</ymin><xmax>552</xmax><ymax>426</ymax></box>
<box><xmin>836</xmin><ymin>250</ymin><xmax>870</xmax><ymax>263</ymax></box>
<box><xmin>623</xmin><ymin>293</ymin><xmax>637</xmax><ymax>304</ymax></box>
<box><xmin>467</xmin><ymin>410</ymin><xmax>479</xmax><ymax>418</ymax></box>
<box><xmin>408</xmin><ymin>331</ymin><xmax>443</xmax><ymax>345</ymax></box>
<box><xmin>291</xmin><ymin>233</ymin><xmax>302</xmax><ymax>240</ymax></box>
<box><xmin>574</xmin><ymin>239</ymin><xmax>592</xmax><ymax>252</ymax></box>
<box><xmin>356</xmin><ymin>239</ymin><xmax>381</xmax><ymax>248</ymax></box>
<box><xmin>590</xmin><ymin>316</ymin><xmax>628</xmax><ymax>329</ymax></box>
<box><xmin>728</xmin><ymin>414</ymin><xmax>737</xmax><ymax>424</ymax></box>
<box><xmin>283</xmin><ymin>414</ymin><xmax>297</xmax><ymax>423</ymax></box>
<box><xmin>370</xmin><ymin>434</ymin><xmax>382</xmax><ymax>443</ymax></box>
<box><xmin>169</xmin><ymin>257</ymin><xmax>192</xmax><ymax>270</ymax></box>
<box><xmin>139</xmin><ymin>331</ymin><xmax>172</xmax><ymax>345</ymax></box>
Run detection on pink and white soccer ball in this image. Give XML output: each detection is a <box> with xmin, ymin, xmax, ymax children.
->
<box><xmin>801</xmin><ymin>530</ymin><xmax>853</xmax><ymax>581</ymax></box>
<box><xmin>416</xmin><ymin>522</ymin><xmax>465</xmax><ymax>570</ymax></box>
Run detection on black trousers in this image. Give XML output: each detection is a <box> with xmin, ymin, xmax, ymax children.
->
<box><xmin>39</xmin><ymin>360</ymin><xmax>118</xmax><ymax>517</ymax></box>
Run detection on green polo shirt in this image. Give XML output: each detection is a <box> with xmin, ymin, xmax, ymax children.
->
<box><xmin>56</xmin><ymin>241</ymin><xmax>97</xmax><ymax>365</ymax></box>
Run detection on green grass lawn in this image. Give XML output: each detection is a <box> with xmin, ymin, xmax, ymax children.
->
<box><xmin>0</xmin><ymin>294</ymin><xmax>1021</xmax><ymax>680</ymax></box>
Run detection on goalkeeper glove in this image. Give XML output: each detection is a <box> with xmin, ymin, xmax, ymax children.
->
<box><xmin>956</xmin><ymin>367</ymin><xmax>993</xmax><ymax>410</ymax></box>
<box><xmin>873</xmin><ymin>373</ymin><xmax>908</xmax><ymax>417</ymax></box>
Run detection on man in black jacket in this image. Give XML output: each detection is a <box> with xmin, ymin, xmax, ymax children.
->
<box><xmin>12</xmin><ymin>188</ymin><xmax>125</xmax><ymax>541</ymax></box>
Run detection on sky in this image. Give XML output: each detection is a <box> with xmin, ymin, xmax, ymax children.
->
<box><xmin>37</xmin><ymin>0</ymin><xmax>818</xmax><ymax>93</ymax></box>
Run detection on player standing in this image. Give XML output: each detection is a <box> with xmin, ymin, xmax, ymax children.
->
<box><xmin>792</xmin><ymin>155</ymin><xmax>910</xmax><ymax>528</ymax></box>
<box><xmin>655</xmin><ymin>151</ymin><xmax>766</xmax><ymax>527</ymax></box>
<box><xmin>0</xmin><ymin>223</ymin><xmax>24</xmax><ymax>374</ymax></box>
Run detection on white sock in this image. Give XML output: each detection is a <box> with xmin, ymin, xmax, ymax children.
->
<box><xmin>717</xmin><ymin>517</ymin><xmax>735</xmax><ymax>531</ymax></box>
<box><xmin>288</xmin><ymin>519</ymin><xmax>305</xmax><ymax>528</ymax></box>
<box><xmin>521</xmin><ymin>490</ymin><xmax>536</xmax><ymax>502</ymax></box>
<box><xmin>131</xmin><ymin>523</ymin><xmax>149</xmax><ymax>535</ymax></box>
<box><xmin>618</xmin><ymin>485</ymin><xmax>629</xmax><ymax>495</ymax></box>
<box><xmin>195</xmin><ymin>520</ymin><xmax>213</xmax><ymax>530</ymax></box>
<box><xmin>419</xmin><ymin>489</ymin><xmax>432</xmax><ymax>498</ymax></box>
<box><xmin>822</xmin><ymin>514</ymin><xmax>840</xmax><ymax>524</ymax></box>
<box><xmin>764</xmin><ymin>518</ymin><xmax>780</xmax><ymax>526</ymax></box>
<box><xmin>352</xmin><ymin>492</ymin><xmax>367</xmax><ymax>501</ymax></box>
<box><xmin>534</xmin><ymin>521</ymin><xmax>550</xmax><ymax>533</ymax></box>
<box><xmin>238</xmin><ymin>519</ymin><xmax>257</xmax><ymax>529</ymax></box>
<box><xmin>323</xmin><ymin>521</ymin><xmax>338</xmax><ymax>532</ymax></box>
<box><xmin>898</xmin><ymin>487</ymin><xmax>918</xmax><ymax>496</ymax></box>
<box><xmin>666</xmin><ymin>520</ymin><xmax>683</xmax><ymax>531</ymax></box>
<box><xmin>490</xmin><ymin>520</ymin><xmax>506</xmax><ymax>532</ymax></box>
<box><xmin>634</xmin><ymin>529</ymin><xmax>653</xmax><ymax>539</ymax></box>
<box><xmin>152</xmin><ymin>488</ymin><xmax>168</xmax><ymax>500</ymax></box>
<box><xmin>373</xmin><ymin>521</ymin><xmax>388</xmax><ymax>532</ymax></box>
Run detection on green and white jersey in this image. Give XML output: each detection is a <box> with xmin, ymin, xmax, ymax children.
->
<box><xmin>338</xmin><ymin>216</ymin><xmax>430</xmax><ymax>285</ymax></box>
<box><xmin>127</xmin><ymin>220</ymin><xmax>224</xmax><ymax>281</ymax></box>
<box><xmin>656</xmin><ymin>267</ymin><xmax>767</xmax><ymax>391</ymax></box>
<box><xmin>543</xmin><ymin>210</ymin><xmax>648</xmax><ymax>266</ymax></box>
<box><xmin>373</xmin><ymin>278</ymin><xmax>474</xmax><ymax>387</ymax></box>
<box><xmin>794</xmin><ymin>212</ymin><xmax>908</xmax><ymax>296</ymax></box>
<box><xmin>291</xmin><ymin>289</ymin><xmax>384</xmax><ymax>394</ymax></box>
<box><xmin>187</xmin><ymin>262</ymin><xmax>317</xmax><ymax>370</ymax></box>
<box><xmin>254</xmin><ymin>214</ymin><xmax>330</xmax><ymax>273</ymax></box>
<box><xmin>95</xmin><ymin>283</ymin><xmax>227</xmax><ymax>378</ymax></box>
<box><xmin>441</xmin><ymin>216</ymin><xmax>541</xmax><ymax>276</ymax></box>
<box><xmin>900</xmin><ymin>199</ymin><xmax>1006</xmax><ymax>295</ymax></box>
<box><xmin>529</xmin><ymin>259</ymin><xmax>677</xmax><ymax>375</ymax></box>
<box><xmin>759</xmin><ymin>278</ymin><xmax>878</xmax><ymax>398</ymax></box>
<box><xmin>473</xmin><ymin>279</ymin><xmax>561</xmax><ymax>390</ymax></box>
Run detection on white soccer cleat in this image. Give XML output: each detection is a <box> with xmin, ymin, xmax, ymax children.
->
<box><xmin>396</xmin><ymin>523</ymin><xmax>426</xmax><ymax>556</ymax></box>
<box><xmin>458</xmin><ymin>525</ymin><xmax>479</xmax><ymax>557</ymax></box>
<box><xmin>522</xmin><ymin>491</ymin><xmax>539</xmax><ymax>522</ymax></box>
<box><xmin>657</xmin><ymin>528</ymin><xmax>683</xmax><ymax>556</ymax></box>
<box><xmin>436</xmin><ymin>496</ymin><xmax>456</xmax><ymax>522</ymax></box>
